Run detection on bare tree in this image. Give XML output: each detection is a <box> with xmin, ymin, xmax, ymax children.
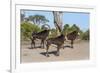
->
<box><xmin>53</xmin><ymin>11</ymin><xmax>63</xmax><ymax>35</ymax></box>
<box><xmin>21</xmin><ymin>10</ymin><xmax>25</xmax><ymax>22</ymax></box>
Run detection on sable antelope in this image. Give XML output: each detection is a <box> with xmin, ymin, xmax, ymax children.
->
<box><xmin>67</xmin><ymin>30</ymin><xmax>79</xmax><ymax>48</ymax></box>
<box><xmin>31</xmin><ymin>29</ymin><xmax>50</xmax><ymax>48</ymax></box>
<box><xmin>46</xmin><ymin>34</ymin><xmax>67</xmax><ymax>57</ymax></box>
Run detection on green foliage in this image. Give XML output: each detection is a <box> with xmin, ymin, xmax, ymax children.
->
<box><xmin>21</xmin><ymin>21</ymin><xmax>89</xmax><ymax>41</ymax></box>
<box><xmin>62</xmin><ymin>24</ymin><xmax>69</xmax><ymax>35</ymax></box>
<box><xmin>21</xmin><ymin>21</ymin><xmax>41</xmax><ymax>40</ymax></box>
<box><xmin>48</xmin><ymin>28</ymin><xmax>58</xmax><ymax>38</ymax></box>
<box><xmin>71</xmin><ymin>24</ymin><xmax>80</xmax><ymax>31</ymax></box>
<box><xmin>62</xmin><ymin>24</ymin><xmax>89</xmax><ymax>40</ymax></box>
<box><xmin>81</xmin><ymin>30</ymin><xmax>89</xmax><ymax>40</ymax></box>
<box><xmin>62</xmin><ymin>24</ymin><xmax>80</xmax><ymax>35</ymax></box>
<box><xmin>28</xmin><ymin>15</ymin><xmax>49</xmax><ymax>25</ymax></box>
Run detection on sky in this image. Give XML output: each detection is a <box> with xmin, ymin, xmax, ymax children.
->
<box><xmin>21</xmin><ymin>10</ymin><xmax>90</xmax><ymax>31</ymax></box>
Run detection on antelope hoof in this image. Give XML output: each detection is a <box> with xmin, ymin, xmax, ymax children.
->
<box><xmin>30</xmin><ymin>47</ymin><xmax>33</xmax><ymax>49</ymax></box>
<box><xmin>46</xmin><ymin>54</ymin><xmax>49</xmax><ymax>57</ymax></box>
<box><xmin>71</xmin><ymin>46</ymin><xmax>73</xmax><ymax>49</ymax></box>
<box><xmin>56</xmin><ymin>53</ymin><xmax>59</xmax><ymax>56</ymax></box>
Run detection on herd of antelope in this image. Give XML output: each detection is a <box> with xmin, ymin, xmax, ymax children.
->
<box><xmin>30</xmin><ymin>29</ymin><xmax>79</xmax><ymax>57</ymax></box>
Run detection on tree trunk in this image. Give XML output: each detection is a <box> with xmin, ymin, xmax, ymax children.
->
<box><xmin>53</xmin><ymin>11</ymin><xmax>63</xmax><ymax>36</ymax></box>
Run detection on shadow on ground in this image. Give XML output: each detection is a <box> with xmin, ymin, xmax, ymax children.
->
<box><xmin>40</xmin><ymin>51</ymin><xmax>57</xmax><ymax>57</ymax></box>
<box><xmin>27</xmin><ymin>46</ymin><xmax>44</xmax><ymax>49</ymax></box>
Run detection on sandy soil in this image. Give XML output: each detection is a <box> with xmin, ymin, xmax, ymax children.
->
<box><xmin>21</xmin><ymin>40</ymin><xmax>89</xmax><ymax>63</ymax></box>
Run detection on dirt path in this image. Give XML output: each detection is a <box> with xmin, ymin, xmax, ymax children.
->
<box><xmin>21</xmin><ymin>40</ymin><xmax>89</xmax><ymax>63</ymax></box>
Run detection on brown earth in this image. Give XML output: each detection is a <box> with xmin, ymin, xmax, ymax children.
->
<box><xmin>21</xmin><ymin>40</ymin><xmax>89</xmax><ymax>63</ymax></box>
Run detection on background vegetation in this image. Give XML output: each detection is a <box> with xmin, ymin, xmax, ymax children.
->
<box><xmin>21</xmin><ymin>21</ymin><xmax>41</xmax><ymax>40</ymax></box>
<box><xmin>21</xmin><ymin>14</ymin><xmax>89</xmax><ymax>41</ymax></box>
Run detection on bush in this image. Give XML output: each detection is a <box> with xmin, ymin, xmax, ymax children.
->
<box><xmin>21</xmin><ymin>21</ymin><xmax>41</xmax><ymax>40</ymax></box>
<box><xmin>62</xmin><ymin>24</ymin><xmax>80</xmax><ymax>35</ymax></box>
<box><xmin>48</xmin><ymin>28</ymin><xmax>58</xmax><ymax>38</ymax></box>
<box><xmin>81</xmin><ymin>30</ymin><xmax>89</xmax><ymax>40</ymax></box>
<box><xmin>62</xmin><ymin>24</ymin><xmax>89</xmax><ymax>40</ymax></box>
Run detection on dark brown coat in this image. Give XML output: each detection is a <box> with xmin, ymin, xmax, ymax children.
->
<box><xmin>67</xmin><ymin>31</ymin><xmax>79</xmax><ymax>48</ymax></box>
<box><xmin>31</xmin><ymin>30</ymin><xmax>50</xmax><ymax>48</ymax></box>
<box><xmin>46</xmin><ymin>34</ymin><xmax>66</xmax><ymax>57</ymax></box>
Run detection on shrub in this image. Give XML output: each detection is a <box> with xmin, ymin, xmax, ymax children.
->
<box><xmin>81</xmin><ymin>30</ymin><xmax>89</xmax><ymax>40</ymax></box>
<box><xmin>21</xmin><ymin>21</ymin><xmax>41</xmax><ymax>40</ymax></box>
<box><xmin>48</xmin><ymin>28</ymin><xmax>58</xmax><ymax>38</ymax></box>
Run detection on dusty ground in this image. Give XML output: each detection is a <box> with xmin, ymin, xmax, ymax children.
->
<box><xmin>21</xmin><ymin>40</ymin><xmax>89</xmax><ymax>63</ymax></box>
